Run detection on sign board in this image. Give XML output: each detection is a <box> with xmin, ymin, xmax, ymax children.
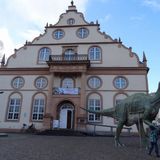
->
<box><xmin>53</xmin><ymin>120</ymin><xmax>59</xmax><ymax>128</ymax></box>
<box><xmin>53</xmin><ymin>88</ymin><xmax>79</xmax><ymax>95</ymax></box>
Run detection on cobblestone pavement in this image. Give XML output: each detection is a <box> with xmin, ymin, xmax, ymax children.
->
<box><xmin>0</xmin><ymin>133</ymin><xmax>159</xmax><ymax>160</ymax></box>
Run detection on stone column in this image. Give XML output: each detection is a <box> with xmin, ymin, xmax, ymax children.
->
<box><xmin>43</xmin><ymin>73</ymin><xmax>54</xmax><ymax>129</ymax></box>
<box><xmin>80</xmin><ymin>72</ymin><xmax>86</xmax><ymax>114</ymax></box>
<box><xmin>46</xmin><ymin>73</ymin><xmax>54</xmax><ymax>114</ymax></box>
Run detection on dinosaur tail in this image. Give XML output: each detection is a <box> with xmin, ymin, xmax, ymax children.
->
<box><xmin>80</xmin><ymin>107</ymin><xmax>115</xmax><ymax>118</ymax></box>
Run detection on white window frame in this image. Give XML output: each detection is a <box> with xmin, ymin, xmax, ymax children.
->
<box><xmin>7</xmin><ymin>98</ymin><xmax>21</xmax><ymax>120</ymax></box>
<box><xmin>88</xmin><ymin>99</ymin><xmax>101</xmax><ymax>122</ymax></box>
<box><xmin>64</xmin><ymin>49</ymin><xmax>75</xmax><ymax>60</ymax></box>
<box><xmin>12</xmin><ymin>77</ymin><xmax>24</xmax><ymax>89</ymax></box>
<box><xmin>77</xmin><ymin>28</ymin><xmax>89</xmax><ymax>39</ymax></box>
<box><xmin>53</xmin><ymin>29</ymin><xmax>64</xmax><ymax>40</ymax></box>
<box><xmin>88</xmin><ymin>47</ymin><xmax>101</xmax><ymax>61</ymax></box>
<box><xmin>32</xmin><ymin>98</ymin><xmax>45</xmax><ymax>121</ymax></box>
<box><xmin>114</xmin><ymin>77</ymin><xmax>127</xmax><ymax>89</ymax></box>
<box><xmin>88</xmin><ymin>77</ymin><xmax>101</xmax><ymax>89</ymax></box>
<box><xmin>35</xmin><ymin>77</ymin><xmax>48</xmax><ymax>89</ymax></box>
<box><xmin>38</xmin><ymin>47</ymin><xmax>51</xmax><ymax>62</ymax></box>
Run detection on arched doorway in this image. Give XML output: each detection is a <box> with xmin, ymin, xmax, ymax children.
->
<box><xmin>59</xmin><ymin>103</ymin><xmax>74</xmax><ymax>129</ymax></box>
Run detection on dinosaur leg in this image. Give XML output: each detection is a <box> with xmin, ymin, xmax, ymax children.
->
<box><xmin>115</xmin><ymin>121</ymin><xmax>124</xmax><ymax>147</ymax></box>
<box><xmin>136</xmin><ymin>122</ymin><xmax>147</xmax><ymax>147</ymax></box>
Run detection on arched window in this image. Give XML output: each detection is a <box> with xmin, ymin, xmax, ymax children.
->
<box><xmin>62</xmin><ymin>78</ymin><xmax>74</xmax><ymax>88</ymax></box>
<box><xmin>88</xmin><ymin>46</ymin><xmax>101</xmax><ymax>61</ymax></box>
<box><xmin>38</xmin><ymin>47</ymin><xmax>51</xmax><ymax>63</ymax></box>
<box><xmin>7</xmin><ymin>93</ymin><xmax>22</xmax><ymax>120</ymax></box>
<box><xmin>64</xmin><ymin>49</ymin><xmax>75</xmax><ymax>60</ymax></box>
<box><xmin>32</xmin><ymin>93</ymin><xmax>46</xmax><ymax>121</ymax></box>
<box><xmin>88</xmin><ymin>93</ymin><xmax>102</xmax><ymax>122</ymax></box>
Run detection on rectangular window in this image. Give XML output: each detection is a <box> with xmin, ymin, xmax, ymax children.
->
<box><xmin>32</xmin><ymin>99</ymin><xmax>45</xmax><ymax>121</ymax></box>
<box><xmin>7</xmin><ymin>98</ymin><xmax>21</xmax><ymax>120</ymax></box>
<box><xmin>88</xmin><ymin>99</ymin><xmax>101</xmax><ymax>122</ymax></box>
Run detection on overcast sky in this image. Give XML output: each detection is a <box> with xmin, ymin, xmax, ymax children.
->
<box><xmin>0</xmin><ymin>0</ymin><xmax>159</xmax><ymax>92</ymax></box>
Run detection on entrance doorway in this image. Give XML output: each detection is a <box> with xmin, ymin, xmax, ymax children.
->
<box><xmin>59</xmin><ymin>103</ymin><xmax>74</xmax><ymax>129</ymax></box>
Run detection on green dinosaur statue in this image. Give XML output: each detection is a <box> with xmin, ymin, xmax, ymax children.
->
<box><xmin>81</xmin><ymin>82</ymin><xmax>160</xmax><ymax>147</ymax></box>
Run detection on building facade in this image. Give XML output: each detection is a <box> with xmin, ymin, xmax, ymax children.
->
<box><xmin>0</xmin><ymin>3</ymin><xmax>149</xmax><ymax>132</ymax></box>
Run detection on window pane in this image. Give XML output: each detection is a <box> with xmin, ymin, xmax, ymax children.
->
<box><xmin>88</xmin><ymin>77</ymin><xmax>101</xmax><ymax>89</ymax></box>
<box><xmin>53</xmin><ymin>29</ymin><xmax>64</xmax><ymax>39</ymax></box>
<box><xmin>77</xmin><ymin>28</ymin><xmax>89</xmax><ymax>39</ymax></box>
<box><xmin>114</xmin><ymin>77</ymin><xmax>127</xmax><ymax>89</ymax></box>
<box><xmin>88</xmin><ymin>97</ymin><xmax>101</xmax><ymax>122</ymax></box>
<box><xmin>7</xmin><ymin>98</ymin><xmax>21</xmax><ymax>120</ymax></box>
<box><xmin>12</xmin><ymin>77</ymin><xmax>24</xmax><ymax>89</ymax></box>
<box><xmin>89</xmin><ymin>47</ymin><xmax>101</xmax><ymax>61</ymax></box>
<box><xmin>39</xmin><ymin>48</ymin><xmax>51</xmax><ymax>62</ymax></box>
<box><xmin>32</xmin><ymin>98</ymin><xmax>45</xmax><ymax>121</ymax></box>
<box><xmin>35</xmin><ymin>77</ymin><xmax>47</xmax><ymax>89</ymax></box>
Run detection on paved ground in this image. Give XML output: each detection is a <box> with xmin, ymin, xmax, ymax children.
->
<box><xmin>0</xmin><ymin>133</ymin><xmax>159</xmax><ymax>160</ymax></box>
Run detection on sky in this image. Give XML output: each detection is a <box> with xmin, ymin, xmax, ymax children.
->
<box><xmin>0</xmin><ymin>0</ymin><xmax>159</xmax><ymax>93</ymax></box>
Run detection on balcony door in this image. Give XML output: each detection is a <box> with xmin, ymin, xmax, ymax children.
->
<box><xmin>64</xmin><ymin>49</ymin><xmax>75</xmax><ymax>60</ymax></box>
<box><xmin>59</xmin><ymin>103</ymin><xmax>74</xmax><ymax>129</ymax></box>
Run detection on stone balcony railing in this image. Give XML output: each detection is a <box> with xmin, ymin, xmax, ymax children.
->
<box><xmin>47</xmin><ymin>54</ymin><xmax>90</xmax><ymax>67</ymax></box>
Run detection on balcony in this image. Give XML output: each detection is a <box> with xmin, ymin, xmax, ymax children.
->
<box><xmin>53</xmin><ymin>87</ymin><xmax>80</xmax><ymax>95</ymax></box>
<box><xmin>47</xmin><ymin>55</ymin><xmax>90</xmax><ymax>73</ymax></box>
<box><xmin>47</xmin><ymin>54</ymin><xmax>90</xmax><ymax>66</ymax></box>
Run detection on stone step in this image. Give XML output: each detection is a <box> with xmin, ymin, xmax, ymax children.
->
<box><xmin>37</xmin><ymin>129</ymin><xmax>87</xmax><ymax>136</ymax></box>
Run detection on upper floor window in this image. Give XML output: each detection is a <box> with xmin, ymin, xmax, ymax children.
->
<box><xmin>7</xmin><ymin>93</ymin><xmax>22</xmax><ymax>121</ymax></box>
<box><xmin>88</xmin><ymin>76</ymin><xmax>102</xmax><ymax>89</ymax></box>
<box><xmin>77</xmin><ymin>28</ymin><xmax>89</xmax><ymax>39</ymax></box>
<box><xmin>64</xmin><ymin>49</ymin><xmax>75</xmax><ymax>60</ymax></box>
<box><xmin>35</xmin><ymin>77</ymin><xmax>48</xmax><ymax>89</ymax></box>
<box><xmin>88</xmin><ymin>46</ymin><xmax>102</xmax><ymax>61</ymax></box>
<box><xmin>12</xmin><ymin>77</ymin><xmax>24</xmax><ymax>89</ymax></box>
<box><xmin>67</xmin><ymin>18</ymin><xmax>75</xmax><ymax>25</ymax></box>
<box><xmin>113</xmin><ymin>76</ymin><xmax>128</xmax><ymax>89</ymax></box>
<box><xmin>62</xmin><ymin>78</ymin><xmax>74</xmax><ymax>88</ymax></box>
<box><xmin>53</xmin><ymin>29</ymin><xmax>64</xmax><ymax>40</ymax></box>
<box><xmin>38</xmin><ymin>47</ymin><xmax>51</xmax><ymax>63</ymax></box>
